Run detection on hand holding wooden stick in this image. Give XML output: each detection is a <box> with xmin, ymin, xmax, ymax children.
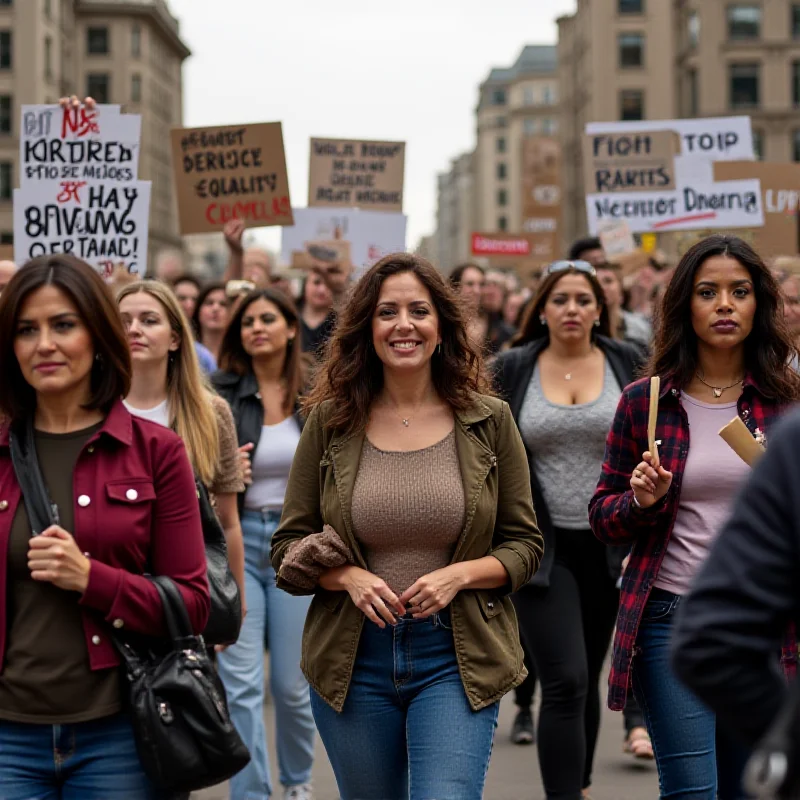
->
<box><xmin>648</xmin><ymin>376</ymin><xmax>660</xmax><ymax>463</ymax></box>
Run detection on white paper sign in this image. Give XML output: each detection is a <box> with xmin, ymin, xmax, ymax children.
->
<box><xmin>14</xmin><ymin>179</ymin><xmax>151</xmax><ymax>278</ymax></box>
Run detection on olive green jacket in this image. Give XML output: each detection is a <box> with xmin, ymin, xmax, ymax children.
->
<box><xmin>271</xmin><ymin>394</ymin><xmax>543</xmax><ymax>712</ymax></box>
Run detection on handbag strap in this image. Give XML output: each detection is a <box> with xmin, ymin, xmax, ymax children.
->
<box><xmin>151</xmin><ymin>575</ymin><xmax>194</xmax><ymax>641</ymax></box>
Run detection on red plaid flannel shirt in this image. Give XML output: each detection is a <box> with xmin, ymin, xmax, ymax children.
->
<box><xmin>589</xmin><ymin>375</ymin><xmax>798</xmax><ymax>711</ymax></box>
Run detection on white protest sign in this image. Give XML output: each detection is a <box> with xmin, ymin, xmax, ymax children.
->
<box><xmin>584</xmin><ymin>117</ymin><xmax>762</xmax><ymax>233</ymax></box>
<box><xmin>14</xmin><ymin>180</ymin><xmax>151</xmax><ymax>278</ymax></box>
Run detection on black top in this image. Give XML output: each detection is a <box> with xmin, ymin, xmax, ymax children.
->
<box><xmin>300</xmin><ymin>310</ymin><xmax>336</xmax><ymax>358</ymax></box>
<box><xmin>673</xmin><ymin>407</ymin><xmax>800</xmax><ymax>747</ymax></box>
<box><xmin>493</xmin><ymin>335</ymin><xmax>645</xmax><ymax>587</ymax></box>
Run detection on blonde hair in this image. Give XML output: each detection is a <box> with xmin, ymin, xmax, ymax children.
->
<box><xmin>117</xmin><ymin>280</ymin><xmax>220</xmax><ymax>486</ymax></box>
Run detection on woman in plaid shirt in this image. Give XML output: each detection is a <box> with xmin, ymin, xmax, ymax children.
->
<box><xmin>590</xmin><ymin>234</ymin><xmax>800</xmax><ymax>799</ymax></box>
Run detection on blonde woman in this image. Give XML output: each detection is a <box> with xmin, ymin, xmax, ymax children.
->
<box><xmin>117</xmin><ymin>280</ymin><xmax>246</xmax><ymax>615</ymax></box>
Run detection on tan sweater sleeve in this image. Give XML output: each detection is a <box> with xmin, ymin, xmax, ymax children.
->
<box><xmin>210</xmin><ymin>394</ymin><xmax>245</xmax><ymax>495</ymax></box>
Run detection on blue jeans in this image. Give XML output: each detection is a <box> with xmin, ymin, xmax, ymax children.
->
<box><xmin>633</xmin><ymin>588</ymin><xmax>749</xmax><ymax>800</ymax></box>
<box><xmin>0</xmin><ymin>713</ymin><xmax>177</xmax><ymax>800</ymax></box>
<box><xmin>311</xmin><ymin>607</ymin><xmax>499</xmax><ymax>800</ymax></box>
<box><xmin>217</xmin><ymin>509</ymin><xmax>315</xmax><ymax>800</ymax></box>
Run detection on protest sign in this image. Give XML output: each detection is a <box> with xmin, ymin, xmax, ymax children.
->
<box><xmin>584</xmin><ymin>117</ymin><xmax>762</xmax><ymax>234</ymax></box>
<box><xmin>713</xmin><ymin>161</ymin><xmax>800</xmax><ymax>257</ymax></box>
<box><xmin>171</xmin><ymin>122</ymin><xmax>293</xmax><ymax>235</ymax></box>
<box><xmin>598</xmin><ymin>219</ymin><xmax>636</xmax><ymax>257</ymax></box>
<box><xmin>471</xmin><ymin>232</ymin><xmax>556</xmax><ymax>268</ymax></box>
<box><xmin>281</xmin><ymin>207</ymin><xmax>407</xmax><ymax>277</ymax></box>
<box><xmin>584</xmin><ymin>130</ymin><xmax>678</xmax><ymax>194</ymax></box>
<box><xmin>521</xmin><ymin>137</ymin><xmax>561</xmax><ymax>262</ymax></box>
<box><xmin>308</xmin><ymin>138</ymin><xmax>405</xmax><ymax>213</ymax></box>
<box><xmin>14</xmin><ymin>180</ymin><xmax>151</xmax><ymax>278</ymax></box>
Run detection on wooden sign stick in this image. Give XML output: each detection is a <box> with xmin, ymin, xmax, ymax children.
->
<box><xmin>719</xmin><ymin>417</ymin><xmax>765</xmax><ymax>467</ymax></box>
<box><xmin>648</xmin><ymin>376</ymin><xmax>660</xmax><ymax>462</ymax></box>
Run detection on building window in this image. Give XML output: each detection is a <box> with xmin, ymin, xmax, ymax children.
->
<box><xmin>729</xmin><ymin>63</ymin><xmax>760</xmax><ymax>108</ymax></box>
<box><xmin>495</xmin><ymin>116</ymin><xmax>508</xmax><ymax>128</ymax></box>
<box><xmin>86</xmin><ymin>73</ymin><xmax>110</xmax><ymax>103</ymax></box>
<box><xmin>543</xmin><ymin>85</ymin><xmax>555</xmax><ymax>104</ymax></box>
<box><xmin>542</xmin><ymin>118</ymin><xmax>558</xmax><ymax>135</ymax></box>
<box><xmin>523</xmin><ymin>118</ymin><xmax>537</xmax><ymax>136</ymax></box>
<box><xmin>87</xmin><ymin>26</ymin><xmax>109</xmax><ymax>55</ymax></box>
<box><xmin>0</xmin><ymin>232</ymin><xmax>11</xmax><ymax>245</ymax></box>
<box><xmin>131</xmin><ymin>24</ymin><xmax>141</xmax><ymax>57</ymax></box>
<box><xmin>44</xmin><ymin>36</ymin><xmax>52</xmax><ymax>79</ymax></box>
<box><xmin>620</xmin><ymin>89</ymin><xmax>645</xmax><ymax>120</ymax></box>
<box><xmin>0</xmin><ymin>96</ymin><xmax>10</xmax><ymax>134</ymax></box>
<box><xmin>619</xmin><ymin>33</ymin><xmax>644</xmax><ymax>68</ymax></box>
<box><xmin>497</xmin><ymin>163</ymin><xmax>507</xmax><ymax>181</ymax></box>
<box><xmin>688</xmin><ymin>10</ymin><xmax>700</xmax><ymax>48</ymax></box>
<box><xmin>523</xmin><ymin>86</ymin><xmax>535</xmax><ymax>106</ymax></box>
<box><xmin>492</xmin><ymin>88</ymin><xmax>507</xmax><ymax>105</ymax></box>
<box><xmin>496</xmin><ymin>136</ymin><xmax>506</xmax><ymax>153</ymax></box>
<box><xmin>0</xmin><ymin>162</ymin><xmax>12</xmax><ymax>200</ymax></box>
<box><xmin>498</xmin><ymin>216</ymin><xmax>508</xmax><ymax>231</ymax></box>
<box><xmin>497</xmin><ymin>189</ymin><xmax>508</xmax><ymax>207</ymax></box>
<box><xmin>793</xmin><ymin>61</ymin><xmax>800</xmax><ymax>105</ymax></box>
<box><xmin>728</xmin><ymin>5</ymin><xmax>761</xmax><ymax>40</ymax></box>
<box><xmin>0</xmin><ymin>1</ymin><xmax>11</xmax><ymax>6</ymax></box>
<box><xmin>794</xmin><ymin>130</ymin><xmax>800</xmax><ymax>162</ymax></box>
<box><xmin>793</xmin><ymin>4</ymin><xmax>800</xmax><ymax>37</ymax></box>
<box><xmin>619</xmin><ymin>0</ymin><xmax>643</xmax><ymax>13</ymax></box>
<box><xmin>131</xmin><ymin>74</ymin><xmax>141</xmax><ymax>103</ymax></box>
<box><xmin>0</xmin><ymin>31</ymin><xmax>10</xmax><ymax>69</ymax></box>
<box><xmin>688</xmin><ymin>68</ymin><xmax>699</xmax><ymax>116</ymax></box>
<box><xmin>753</xmin><ymin>129</ymin><xmax>764</xmax><ymax>159</ymax></box>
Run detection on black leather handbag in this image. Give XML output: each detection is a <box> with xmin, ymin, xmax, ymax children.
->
<box><xmin>8</xmin><ymin>418</ymin><xmax>251</xmax><ymax>793</ymax></box>
<box><xmin>196</xmin><ymin>479</ymin><xmax>242</xmax><ymax>646</ymax></box>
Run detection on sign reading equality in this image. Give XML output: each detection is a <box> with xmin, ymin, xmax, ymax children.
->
<box><xmin>308</xmin><ymin>137</ymin><xmax>405</xmax><ymax>213</ymax></box>
<box><xmin>170</xmin><ymin>122</ymin><xmax>293</xmax><ymax>235</ymax></box>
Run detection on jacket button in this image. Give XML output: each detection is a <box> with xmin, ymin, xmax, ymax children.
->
<box><xmin>78</xmin><ymin>495</ymin><xmax>91</xmax><ymax>507</ymax></box>
<box><xmin>487</xmin><ymin>601</ymin><xmax>494</xmax><ymax>609</ymax></box>
<box><xmin>87</xmin><ymin>445</ymin><xmax>95</xmax><ymax>454</ymax></box>
<box><xmin>83</xmin><ymin>551</ymin><xmax>90</xmax><ymax>558</ymax></box>
<box><xmin>126</xmin><ymin>489</ymin><xmax>138</xmax><ymax>501</ymax></box>
<box><xmin>91</xmin><ymin>635</ymin><xmax>101</xmax><ymax>645</ymax></box>
<box><xmin>112</xmin><ymin>618</ymin><xmax>124</xmax><ymax>629</ymax></box>
<box><xmin>0</xmin><ymin>500</ymin><xmax>7</xmax><ymax>511</ymax></box>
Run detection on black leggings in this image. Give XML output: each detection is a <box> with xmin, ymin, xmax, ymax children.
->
<box><xmin>512</xmin><ymin>528</ymin><xmax>620</xmax><ymax>800</ymax></box>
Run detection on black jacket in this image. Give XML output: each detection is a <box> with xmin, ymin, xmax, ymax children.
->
<box><xmin>211</xmin><ymin>370</ymin><xmax>305</xmax><ymax>515</ymax></box>
<box><xmin>672</xmin><ymin>408</ymin><xmax>800</xmax><ymax>749</ymax></box>
<box><xmin>493</xmin><ymin>335</ymin><xmax>645</xmax><ymax>587</ymax></box>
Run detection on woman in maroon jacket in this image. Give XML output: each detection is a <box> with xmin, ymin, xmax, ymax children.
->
<box><xmin>0</xmin><ymin>255</ymin><xmax>209</xmax><ymax>800</ymax></box>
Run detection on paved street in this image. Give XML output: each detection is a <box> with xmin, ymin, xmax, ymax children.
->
<box><xmin>196</xmin><ymin>681</ymin><xmax>658</xmax><ymax>800</ymax></box>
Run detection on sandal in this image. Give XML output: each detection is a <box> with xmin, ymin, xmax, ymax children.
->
<box><xmin>624</xmin><ymin>726</ymin><xmax>655</xmax><ymax>760</ymax></box>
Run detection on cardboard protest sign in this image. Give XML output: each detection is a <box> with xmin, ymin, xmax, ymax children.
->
<box><xmin>521</xmin><ymin>137</ymin><xmax>561</xmax><ymax>263</ymax></box>
<box><xmin>171</xmin><ymin>122</ymin><xmax>293</xmax><ymax>235</ymax></box>
<box><xmin>598</xmin><ymin>219</ymin><xmax>636</xmax><ymax>257</ymax></box>
<box><xmin>584</xmin><ymin>117</ymin><xmax>762</xmax><ymax>234</ymax></box>
<box><xmin>308</xmin><ymin>138</ymin><xmax>405</xmax><ymax>213</ymax></box>
<box><xmin>15</xmin><ymin>103</ymin><xmax>150</xmax><ymax>276</ymax></box>
<box><xmin>471</xmin><ymin>232</ymin><xmax>556</xmax><ymax>269</ymax></box>
<box><xmin>713</xmin><ymin>161</ymin><xmax>800</xmax><ymax>257</ymax></box>
<box><xmin>583</xmin><ymin>130</ymin><xmax>678</xmax><ymax>194</ymax></box>
<box><xmin>14</xmin><ymin>180</ymin><xmax>151</xmax><ymax>279</ymax></box>
<box><xmin>281</xmin><ymin>207</ymin><xmax>407</xmax><ymax>278</ymax></box>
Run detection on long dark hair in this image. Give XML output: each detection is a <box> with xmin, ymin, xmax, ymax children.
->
<box><xmin>305</xmin><ymin>253</ymin><xmax>490</xmax><ymax>433</ymax></box>
<box><xmin>513</xmin><ymin>266</ymin><xmax>611</xmax><ymax>346</ymax></box>
<box><xmin>648</xmin><ymin>234</ymin><xmax>800</xmax><ymax>402</ymax></box>
<box><xmin>191</xmin><ymin>282</ymin><xmax>226</xmax><ymax>342</ymax></box>
<box><xmin>0</xmin><ymin>255</ymin><xmax>131</xmax><ymax>421</ymax></box>
<box><xmin>218</xmin><ymin>288</ymin><xmax>302</xmax><ymax>416</ymax></box>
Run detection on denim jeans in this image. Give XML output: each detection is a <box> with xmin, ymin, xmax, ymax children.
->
<box><xmin>311</xmin><ymin>607</ymin><xmax>500</xmax><ymax>800</ymax></box>
<box><xmin>217</xmin><ymin>509</ymin><xmax>315</xmax><ymax>800</ymax></box>
<box><xmin>633</xmin><ymin>588</ymin><xmax>749</xmax><ymax>800</ymax></box>
<box><xmin>0</xmin><ymin>713</ymin><xmax>178</xmax><ymax>800</ymax></box>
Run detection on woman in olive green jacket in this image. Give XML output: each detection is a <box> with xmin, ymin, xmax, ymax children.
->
<box><xmin>271</xmin><ymin>253</ymin><xmax>543</xmax><ymax>800</ymax></box>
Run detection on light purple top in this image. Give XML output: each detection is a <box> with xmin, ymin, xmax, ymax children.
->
<box><xmin>654</xmin><ymin>393</ymin><xmax>751</xmax><ymax>596</ymax></box>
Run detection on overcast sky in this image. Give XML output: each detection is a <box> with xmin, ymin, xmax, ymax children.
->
<box><xmin>167</xmin><ymin>0</ymin><xmax>577</xmax><ymax>253</ymax></box>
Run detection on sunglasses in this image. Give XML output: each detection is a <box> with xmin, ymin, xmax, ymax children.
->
<box><xmin>542</xmin><ymin>260</ymin><xmax>597</xmax><ymax>278</ymax></box>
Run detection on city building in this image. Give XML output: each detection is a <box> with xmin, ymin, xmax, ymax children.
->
<box><xmin>558</xmin><ymin>0</ymin><xmax>800</xmax><ymax>243</ymax></box>
<box><xmin>1</xmin><ymin>0</ymin><xmax>189</xmax><ymax>268</ymax></box>
<box><xmin>435</xmin><ymin>150</ymin><xmax>475</xmax><ymax>272</ymax></box>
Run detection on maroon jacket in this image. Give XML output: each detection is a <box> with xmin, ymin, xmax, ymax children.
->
<box><xmin>0</xmin><ymin>399</ymin><xmax>209</xmax><ymax>673</ymax></box>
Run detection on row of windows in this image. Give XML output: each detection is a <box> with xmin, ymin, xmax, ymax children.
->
<box><xmin>492</xmin><ymin>86</ymin><xmax>557</xmax><ymax>107</ymax></box>
<box><xmin>727</xmin><ymin>4</ymin><xmax>800</xmax><ymax>41</ymax></box>
<box><xmin>86</xmin><ymin>73</ymin><xmax>143</xmax><ymax>105</ymax></box>
<box><xmin>87</xmin><ymin>25</ymin><xmax>141</xmax><ymax>58</ymax></box>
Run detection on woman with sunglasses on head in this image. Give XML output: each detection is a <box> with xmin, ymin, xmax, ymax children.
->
<box><xmin>494</xmin><ymin>259</ymin><xmax>645</xmax><ymax>800</ymax></box>
<box><xmin>211</xmin><ymin>289</ymin><xmax>314</xmax><ymax>800</ymax></box>
<box><xmin>117</xmin><ymin>280</ymin><xmax>246</xmax><ymax>622</ymax></box>
<box><xmin>590</xmin><ymin>235</ymin><xmax>800</xmax><ymax>799</ymax></box>
<box><xmin>192</xmin><ymin>283</ymin><xmax>230</xmax><ymax>364</ymax></box>
<box><xmin>0</xmin><ymin>256</ymin><xmax>208</xmax><ymax>800</ymax></box>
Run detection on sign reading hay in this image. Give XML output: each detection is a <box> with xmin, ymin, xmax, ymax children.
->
<box><xmin>308</xmin><ymin>138</ymin><xmax>405</xmax><ymax>213</ymax></box>
<box><xmin>171</xmin><ymin>122</ymin><xmax>293</xmax><ymax>234</ymax></box>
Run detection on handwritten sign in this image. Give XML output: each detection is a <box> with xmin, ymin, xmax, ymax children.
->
<box><xmin>170</xmin><ymin>122</ymin><xmax>293</xmax><ymax>234</ymax></box>
<box><xmin>15</xmin><ymin>103</ymin><xmax>150</xmax><ymax>275</ymax></box>
<box><xmin>598</xmin><ymin>219</ymin><xmax>636</xmax><ymax>257</ymax></box>
<box><xmin>308</xmin><ymin>138</ymin><xmax>405</xmax><ymax>213</ymax></box>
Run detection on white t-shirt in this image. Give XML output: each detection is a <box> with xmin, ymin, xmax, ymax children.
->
<box><xmin>123</xmin><ymin>398</ymin><xmax>170</xmax><ymax>428</ymax></box>
<box><xmin>244</xmin><ymin>417</ymin><xmax>301</xmax><ymax>511</ymax></box>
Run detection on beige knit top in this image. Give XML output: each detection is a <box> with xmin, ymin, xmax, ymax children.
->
<box><xmin>350</xmin><ymin>430</ymin><xmax>466</xmax><ymax>595</ymax></box>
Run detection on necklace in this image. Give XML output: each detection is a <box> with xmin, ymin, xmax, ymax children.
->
<box><xmin>383</xmin><ymin>397</ymin><xmax>425</xmax><ymax>427</ymax></box>
<box><xmin>695</xmin><ymin>370</ymin><xmax>744</xmax><ymax>398</ymax></box>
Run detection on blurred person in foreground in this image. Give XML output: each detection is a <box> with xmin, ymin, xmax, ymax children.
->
<box><xmin>672</xmin><ymin>407</ymin><xmax>800</xmax><ymax>799</ymax></box>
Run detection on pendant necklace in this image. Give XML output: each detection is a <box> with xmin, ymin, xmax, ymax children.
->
<box><xmin>696</xmin><ymin>370</ymin><xmax>743</xmax><ymax>398</ymax></box>
<box><xmin>385</xmin><ymin>397</ymin><xmax>425</xmax><ymax>427</ymax></box>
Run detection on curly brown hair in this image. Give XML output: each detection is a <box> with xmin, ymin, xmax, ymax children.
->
<box><xmin>305</xmin><ymin>253</ymin><xmax>491</xmax><ymax>432</ymax></box>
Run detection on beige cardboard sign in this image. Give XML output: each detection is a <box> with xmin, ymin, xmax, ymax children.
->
<box><xmin>598</xmin><ymin>219</ymin><xmax>636</xmax><ymax>258</ymax></box>
<box><xmin>713</xmin><ymin>161</ymin><xmax>800</xmax><ymax>258</ymax></box>
<box><xmin>584</xmin><ymin>130</ymin><xmax>679</xmax><ymax>194</ymax></box>
<box><xmin>522</xmin><ymin>137</ymin><xmax>562</xmax><ymax>250</ymax></box>
<box><xmin>170</xmin><ymin>122</ymin><xmax>293</xmax><ymax>235</ymax></box>
<box><xmin>308</xmin><ymin>138</ymin><xmax>405</xmax><ymax>212</ymax></box>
